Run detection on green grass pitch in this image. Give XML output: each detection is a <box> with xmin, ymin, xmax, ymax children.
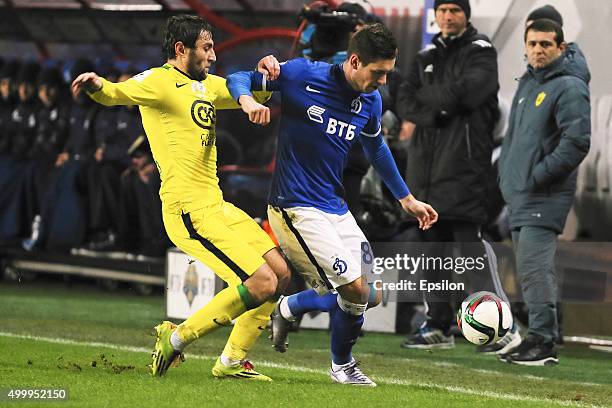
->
<box><xmin>0</xmin><ymin>280</ymin><xmax>610</xmax><ymax>408</ymax></box>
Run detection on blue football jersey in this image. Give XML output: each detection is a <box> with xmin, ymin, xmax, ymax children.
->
<box><xmin>261</xmin><ymin>58</ymin><xmax>383</xmax><ymax>215</ymax></box>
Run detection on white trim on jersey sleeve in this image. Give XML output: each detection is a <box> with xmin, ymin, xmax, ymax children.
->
<box><xmin>360</xmin><ymin>124</ymin><xmax>382</xmax><ymax>138</ymax></box>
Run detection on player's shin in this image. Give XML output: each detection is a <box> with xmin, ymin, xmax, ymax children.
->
<box><xmin>176</xmin><ymin>284</ymin><xmax>258</xmax><ymax>345</ymax></box>
<box><xmin>221</xmin><ymin>301</ymin><xmax>276</xmax><ymax>364</ymax></box>
<box><xmin>330</xmin><ymin>295</ymin><xmax>367</xmax><ymax>366</ymax></box>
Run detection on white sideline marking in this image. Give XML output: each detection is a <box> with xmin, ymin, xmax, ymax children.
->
<box><xmin>0</xmin><ymin>332</ymin><xmax>604</xmax><ymax>408</ymax></box>
<box><xmin>432</xmin><ymin>361</ymin><xmax>459</xmax><ymax>368</ymax></box>
<box><xmin>314</xmin><ymin>348</ymin><xmax>604</xmax><ymax>386</ymax></box>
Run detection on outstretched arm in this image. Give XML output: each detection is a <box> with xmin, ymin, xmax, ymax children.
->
<box><xmin>72</xmin><ymin>69</ymin><xmax>163</xmax><ymax>107</ymax></box>
<box><xmin>361</xmin><ymin>134</ymin><xmax>438</xmax><ymax>230</ymax></box>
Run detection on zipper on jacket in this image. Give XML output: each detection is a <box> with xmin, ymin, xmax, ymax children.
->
<box><xmin>465</xmin><ymin>122</ymin><xmax>472</xmax><ymax>159</ymax></box>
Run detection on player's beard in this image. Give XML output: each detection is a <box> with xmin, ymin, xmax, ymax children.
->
<box><xmin>186</xmin><ymin>52</ymin><xmax>207</xmax><ymax>81</ymax></box>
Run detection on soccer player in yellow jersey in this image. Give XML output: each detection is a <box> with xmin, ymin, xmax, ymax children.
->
<box><xmin>71</xmin><ymin>15</ymin><xmax>290</xmax><ymax>381</ymax></box>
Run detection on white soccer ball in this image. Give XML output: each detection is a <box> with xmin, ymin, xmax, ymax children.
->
<box><xmin>457</xmin><ymin>291</ymin><xmax>512</xmax><ymax>345</ymax></box>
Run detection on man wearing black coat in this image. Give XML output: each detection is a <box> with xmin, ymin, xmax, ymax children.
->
<box><xmin>33</xmin><ymin>59</ymin><xmax>99</xmax><ymax>251</ymax></box>
<box><xmin>10</xmin><ymin>61</ymin><xmax>40</xmax><ymax>159</ymax></box>
<box><xmin>397</xmin><ymin>0</ymin><xmax>516</xmax><ymax>351</ymax></box>
<box><xmin>0</xmin><ymin>60</ymin><xmax>20</xmax><ymax>156</ymax></box>
<box><xmin>0</xmin><ymin>61</ymin><xmax>40</xmax><ymax>241</ymax></box>
<box><xmin>21</xmin><ymin>66</ymin><xmax>71</xmax><ymax>250</ymax></box>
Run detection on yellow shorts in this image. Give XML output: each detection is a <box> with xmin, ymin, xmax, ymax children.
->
<box><xmin>163</xmin><ymin>201</ymin><xmax>276</xmax><ymax>286</ymax></box>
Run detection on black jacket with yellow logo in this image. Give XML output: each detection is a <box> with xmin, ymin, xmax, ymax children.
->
<box><xmin>499</xmin><ymin>44</ymin><xmax>591</xmax><ymax>233</ymax></box>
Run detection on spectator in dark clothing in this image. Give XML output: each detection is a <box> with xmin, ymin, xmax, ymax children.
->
<box><xmin>10</xmin><ymin>61</ymin><xmax>41</xmax><ymax>159</ymax></box>
<box><xmin>119</xmin><ymin>135</ymin><xmax>170</xmax><ymax>259</ymax></box>
<box><xmin>499</xmin><ymin>19</ymin><xmax>590</xmax><ymax>366</ymax></box>
<box><xmin>56</xmin><ymin>91</ymin><xmax>97</xmax><ymax>166</ymax></box>
<box><xmin>33</xmin><ymin>59</ymin><xmax>98</xmax><ymax>251</ymax></box>
<box><xmin>55</xmin><ymin>59</ymin><xmax>99</xmax><ymax>168</ymax></box>
<box><xmin>396</xmin><ymin>1</ymin><xmax>517</xmax><ymax>353</ymax></box>
<box><xmin>21</xmin><ymin>66</ymin><xmax>71</xmax><ymax>250</ymax></box>
<box><xmin>0</xmin><ymin>60</ymin><xmax>20</xmax><ymax>156</ymax></box>
<box><xmin>0</xmin><ymin>60</ymin><xmax>22</xmax><ymax>242</ymax></box>
<box><xmin>30</xmin><ymin>67</ymin><xmax>70</xmax><ymax>160</ymax></box>
<box><xmin>0</xmin><ymin>61</ymin><xmax>40</xmax><ymax>242</ymax></box>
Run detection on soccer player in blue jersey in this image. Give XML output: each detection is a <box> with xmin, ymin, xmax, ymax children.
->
<box><xmin>227</xmin><ymin>24</ymin><xmax>438</xmax><ymax>386</ymax></box>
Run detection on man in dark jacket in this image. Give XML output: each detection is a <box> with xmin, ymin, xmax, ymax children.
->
<box><xmin>396</xmin><ymin>0</ymin><xmax>514</xmax><ymax>350</ymax></box>
<box><xmin>34</xmin><ymin>59</ymin><xmax>99</xmax><ymax>251</ymax></box>
<box><xmin>0</xmin><ymin>60</ymin><xmax>21</xmax><ymax>242</ymax></box>
<box><xmin>523</xmin><ymin>4</ymin><xmax>590</xmax><ymax>347</ymax></box>
<box><xmin>0</xmin><ymin>60</ymin><xmax>20</xmax><ymax>156</ymax></box>
<box><xmin>499</xmin><ymin>19</ymin><xmax>590</xmax><ymax>366</ymax></box>
<box><xmin>10</xmin><ymin>61</ymin><xmax>40</xmax><ymax>159</ymax></box>
<box><xmin>21</xmin><ymin>66</ymin><xmax>70</xmax><ymax>250</ymax></box>
<box><xmin>0</xmin><ymin>61</ymin><xmax>40</xmax><ymax>241</ymax></box>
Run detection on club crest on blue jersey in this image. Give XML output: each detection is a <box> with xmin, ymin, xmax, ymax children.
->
<box><xmin>350</xmin><ymin>97</ymin><xmax>362</xmax><ymax>114</ymax></box>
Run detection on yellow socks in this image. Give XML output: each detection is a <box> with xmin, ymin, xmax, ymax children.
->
<box><xmin>221</xmin><ymin>301</ymin><xmax>276</xmax><ymax>361</ymax></box>
<box><xmin>176</xmin><ymin>284</ymin><xmax>257</xmax><ymax>344</ymax></box>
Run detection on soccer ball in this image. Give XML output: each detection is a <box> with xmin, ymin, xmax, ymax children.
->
<box><xmin>457</xmin><ymin>291</ymin><xmax>512</xmax><ymax>345</ymax></box>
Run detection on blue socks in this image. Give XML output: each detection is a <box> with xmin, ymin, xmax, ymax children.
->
<box><xmin>284</xmin><ymin>287</ymin><xmax>372</xmax><ymax>365</ymax></box>
<box><xmin>330</xmin><ymin>303</ymin><xmax>364</xmax><ymax>365</ymax></box>
<box><xmin>286</xmin><ymin>283</ymin><xmax>378</xmax><ymax>317</ymax></box>
<box><xmin>286</xmin><ymin>289</ymin><xmax>337</xmax><ymax>316</ymax></box>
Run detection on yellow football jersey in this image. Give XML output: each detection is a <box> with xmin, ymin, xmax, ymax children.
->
<box><xmin>89</xmin><ymin>63</ymin><xmax>268</xmax><ymax>214</ymax></box>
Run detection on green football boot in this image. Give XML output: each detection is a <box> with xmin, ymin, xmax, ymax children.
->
<box><xmin>211</xmin><ymin>358</ymin><xmax>272</xmax><ymax>381</ymax></box>
<box><xmin>150</xmin><ymin>321</ymin><xmax>185</xmax><ymax>377</ymax></box>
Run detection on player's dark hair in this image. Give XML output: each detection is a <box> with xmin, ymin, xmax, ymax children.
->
<box><xmin>347</xmin><ymin>23</ymin><xmax>398</xmax><ymax>66</ymax></box>
<box><xmin>163</xmin><ymin>15</ymin><xmax>213</xmax><ymax>60</ymax></box>
<box><xmin>524</xmin><ymin>18</ymin><xmax>564</xmax><ymax>45</ymax></box>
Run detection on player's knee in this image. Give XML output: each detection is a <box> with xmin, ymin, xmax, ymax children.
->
<box><xmin>264</xmin><ymin>249</ymin><xmax>291</xmax><ymax>293</ymax></box>
<box><xmin>246</xmin><ymin>266</ymin><xmax>278</xmax><ymax>303</ymax></box>
<box><xmin>337</xmin><ymin>294</ymin><xmax>368</xmax><ymax>316</ymax></box>
<box><xmin>337</xmin><ymin>279</ymin><xmax>370</xmax><ymax>304</ymax></box>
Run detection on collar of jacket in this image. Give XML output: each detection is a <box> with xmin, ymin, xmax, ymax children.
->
<box><xmin>526</xmin><ymin>53</ymin><xmax>567</xmax><ymax>83</ymax></box>
<box><xmin>432</xmin><ymin>24</ymin><xmax>478</xmax><ymax>50</ymax></box>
